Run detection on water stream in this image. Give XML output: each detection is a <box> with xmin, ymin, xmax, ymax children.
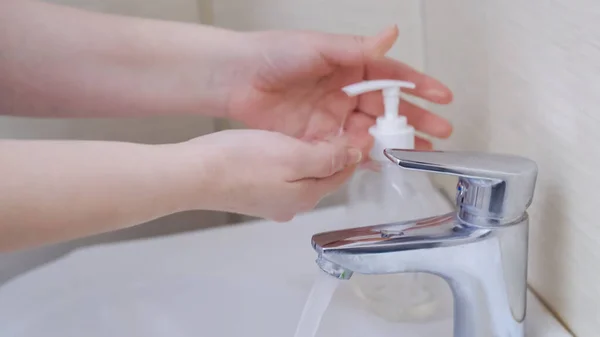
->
<box><xmin>293</xmin><ymin>271</ymin><xmax>340</xmax><ymax>337</ymax></box>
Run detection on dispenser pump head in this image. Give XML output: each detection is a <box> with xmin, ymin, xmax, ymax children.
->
<box><xmin>342</xmin><ymin>80</ymin><xmax>416</xmax><ymax>160</ymax></box>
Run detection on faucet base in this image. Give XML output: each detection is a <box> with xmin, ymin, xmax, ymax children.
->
<box><xmin>312</xmin><ymin>212</ymin><xmax>529</xmax><ymax>337</ymax></box>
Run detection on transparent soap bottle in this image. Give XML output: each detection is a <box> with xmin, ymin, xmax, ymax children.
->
<box><xmin>341</xmin><ymin>80</ymin><xmax>452</xmax><ymax>322</ymax></box>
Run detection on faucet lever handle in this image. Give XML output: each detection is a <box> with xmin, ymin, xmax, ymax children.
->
<box><xmin>384</xmin><ymin>149</ymin><xmax>538</xmax><ymax>226</ymax></box>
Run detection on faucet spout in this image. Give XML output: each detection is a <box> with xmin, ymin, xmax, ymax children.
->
<box><xmin>315</xmin><ymin>255</ymin><xmax>353</xmax><ymax>280</ymax></box>
<box><xmin>310</xmin><ymin>149</ymin><xmax>537</xmax><ymax>336</ymax></box>
<box><xmin>312</xmin><ymin>213</ymin><xmax>529</xmax><ymax>337</ymax></box>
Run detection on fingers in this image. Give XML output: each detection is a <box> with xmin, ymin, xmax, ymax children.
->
<box><xmin>344</xmin><ymin>112</ymin><xmax>434</xmax><ymax>150</ymax></box>
<box><xmin>313</xmin><ymin>26</ymin><xmax>452</xmax><ymax>103</ymax></box>
<box><xmin>403</xmin><ymin>101</ymin><xmax>453</xmax><ymax>138</ymax></box>
<box><xmin>313</xmin><ymin>166</ymin><xmax>357</xmax><ymax>198</ymax></box>
<box><xmin>345</xmin><ymin>107</ymin><xmax>451</xmax><ymax>142</ymax></box>
<box><xmin>299</xmin><ymin>135</ymin><xmax>430</xmax><ymax>208</ymax></box>
<box><xmin>365</xmin><ymin>57</ymin><xmax>453</xmax><ymax>104</ymax></box>
<box><xmin>294</xmin><ymin>137</ymin><xmax>362</xmax><ymax>179</ymax></box>
<box><xmin>356</xmin><ymin>98</ymin><xmax>453</xmax><ymax>138</ymax></box>
<box><xmin>313</xmin><ymin>25</ymin><xmax>399</xmax><ymax>67</ymax></box>
<box><xmin>285</xmin><ymin>165</ymin><xmax>356</xmax><ymax>220</ymax></box>
<box><xmin>369</xmin><ymin>25</ymin><xmax>399</xmax><ymax>58</ymax></box>
<box><xmin>288</xmin><ymin>132</ymin><xmax>431</xmax><ymax>218</ymax></box>
<box><xmin>415</xmin><ymin>136</ymin><xmax>433</xmax><ymax>150</ymax></box>
<box><xmin>344</xmin><ymin>113</ymin><xmax>376</xmax><ymax>156</ymax></box>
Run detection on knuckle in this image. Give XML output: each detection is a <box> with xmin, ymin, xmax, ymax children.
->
<box><xmin>318</xmin><ymin>160</ymin><xmax>335</xmax><ymax>177</ymax></box>
<box><xmin>352</xmin><ymin>35</ymin><xmax>366</xmax><ymax>46</ymax></box>
<box><xmin>317</xmin><ymin>145</ymin><xmax>344</xmax><ymax>177</ymax></box>
<box><xmin>331</xmin><ymin>149</ymin><xmax>348</xmax><ymax>174</ymax></box>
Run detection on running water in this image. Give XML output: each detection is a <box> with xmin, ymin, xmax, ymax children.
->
<box><xmin>293</xmin><ymin>271</ymin><xmax>340</xmax><ymax>337</ymax></box>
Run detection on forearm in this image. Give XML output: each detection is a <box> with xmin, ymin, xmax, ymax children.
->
<box><xmin>0</xmin><ymin>0</ymin><xmax>240</xmax><ymax>118</ymax></box>
<box><xmin>0</xmin><ymin>140</ymin><xmax>207</xmax><ymax>252</ymax></box>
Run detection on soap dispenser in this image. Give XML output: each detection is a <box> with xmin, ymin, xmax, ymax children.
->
<box><xmin>341</xmin><ymin>80</ymin><xmax>453</xmax><ymax>322</ymax></box>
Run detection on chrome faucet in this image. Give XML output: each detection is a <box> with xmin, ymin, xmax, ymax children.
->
<box><xmin>312</xmin><ymin>149</ymin><xmax>538</xmax><ymax>337</ymax></box>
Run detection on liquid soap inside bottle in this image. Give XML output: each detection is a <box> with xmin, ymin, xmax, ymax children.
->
<box><xmin>346</xmin><ymin>160</ymin><xmax>450</xmax><ymax>322</ymax></box>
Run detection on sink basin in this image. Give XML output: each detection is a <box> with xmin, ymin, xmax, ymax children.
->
<box><xmin>0</xmin><ymin>206</ymin><xmax>570</xmax><ymax>337</ymax></box>
<box><xmin>1</xmin><ymin>273</ymin><xmax>454</xmax><ymax>337</ymax></box>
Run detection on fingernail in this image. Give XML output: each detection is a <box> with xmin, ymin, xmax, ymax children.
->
<box><xmin>426</xmin><ymin>88</ymin><xmax>449</xmax><ymax>100</ymax></box>
<box><xmin>371</xmin><ymin>25</ymin><xmax>399</xmax><ymax>57</ymax></box>
<box><xmin>347</xmin><ymin>148</ymin><xmax>363</xmax><ymax>165</ymax></box>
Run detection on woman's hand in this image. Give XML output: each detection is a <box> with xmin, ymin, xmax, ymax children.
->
<box><xmin>221</xmin><ymin>26</ymin><xmax>454</xmax><ymax>156</ymax></box>
<box><xmin>178</xmin><ymin>129</ymin><xmax>361</xmax><ymax>221</ymax></box>
<box><xmin>0</xmin><ymin>2</ymin><xmax>452</xmax><ymax>154</ymax></box>
<box><xmin>0</xmin><ymin>130</ymin><xmax>360</xmax><ymax>251</ymax></box>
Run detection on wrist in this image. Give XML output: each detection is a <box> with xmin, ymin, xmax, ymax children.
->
<box><xmin>121</xmin><ymin>22</ymin><xmax>246</xmax><ymax>117</ymax></box>
<box><xmin>156</xmin><ymin>139</ymin><xmax>227</xmax><ymax>213</ymax></box>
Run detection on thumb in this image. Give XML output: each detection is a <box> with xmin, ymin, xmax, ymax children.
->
<box><xmin>315</xmin><ymin>25</ymin><xmax>399</xmax><ymax>66</ymax></box>
<box><xmin>297</xmin><ymin>138</ymin><xmax>362</xmax><ymax>179</ymax></box>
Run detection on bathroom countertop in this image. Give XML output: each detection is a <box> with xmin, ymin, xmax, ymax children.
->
<box><xmin>0</xmin><ymin>206</ymin><xmax>571</xmax><ymax>337</ymax></box>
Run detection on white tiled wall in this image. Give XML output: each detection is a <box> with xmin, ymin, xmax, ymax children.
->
<box><xmin>423</xmin><ymin>0</ymin><xmax>600</xmax><ymax>334</ymax></box>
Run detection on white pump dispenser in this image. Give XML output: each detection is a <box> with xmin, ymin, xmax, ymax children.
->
<box><xmin>339</xmin><ymin>80</ymin><xmax>454</xmax><ymax>323</ymax></box>
<box><xmin>342</xmin><ymin>80</ymin><xmax>416</xmax><ymax>159</ymax></box>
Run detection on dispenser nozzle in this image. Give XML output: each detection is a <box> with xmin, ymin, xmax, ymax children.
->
<box><xmin>341</xmin><ymin>80</ymin><xmax>417</xmax><ymax>158</ymax></box>
<box><xmin>342</xmin><ymin>79</ymin><xmax>415</xmax><ymax>123</ymax></box>
<box><xmin>342</xmin><ymin>80</ymin><xmax>415</xmax><ymax>96</ymax></box>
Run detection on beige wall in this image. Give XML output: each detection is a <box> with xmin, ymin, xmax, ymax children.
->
<box><xmin>423</xmin><ymin>0</ymin><xmax>598</xmax><ymax>335</ymax></box>
<box><xmin>211</xmin><ymin>0</ymin><xmax>424</xmax><ymax>70</ymax></box>
<box><xmin>46</xmin><ymin>0</ymin><xmax>200</xmax><ymax>21</ymax></box>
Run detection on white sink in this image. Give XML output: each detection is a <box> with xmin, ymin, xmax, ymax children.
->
<box><xmin>0</xmin><ymin>207</ymin><xmax>570</xmax><ymax>337</ymax></box>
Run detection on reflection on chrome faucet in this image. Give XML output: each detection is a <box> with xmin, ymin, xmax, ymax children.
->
<box><xmin>312</xmin><ymin>149</ymin><xmax>538</xmax><ymax>337</ymax></box>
